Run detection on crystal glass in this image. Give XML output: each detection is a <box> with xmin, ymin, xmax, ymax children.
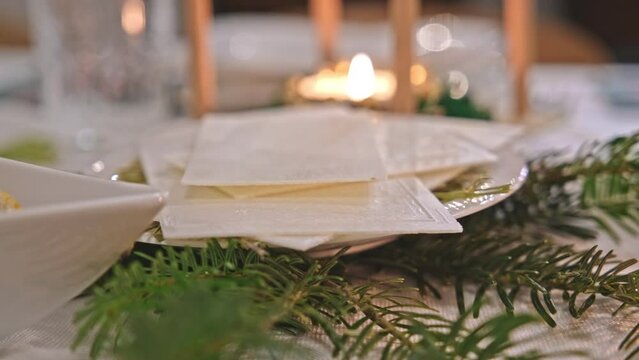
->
<box><xmin>28</xmin><ymin>0</ymin><xmax>178</xmax><ymax>154</ymax></box>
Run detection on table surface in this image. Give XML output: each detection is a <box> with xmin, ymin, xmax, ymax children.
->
<box><xmin>1</xmin><ymin>64</ymin><xmax>639</xmax><ymax>359</ymax></box>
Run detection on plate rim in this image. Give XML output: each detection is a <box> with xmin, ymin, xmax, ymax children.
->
<box><xmin>83</xmin><ymin>141</ymin><xmax>528</xmax><ymax>256</ymax></box>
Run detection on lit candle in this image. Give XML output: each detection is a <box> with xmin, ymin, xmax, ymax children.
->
<box><xmin>296</xmin><ymin>53</ymin><xmax>396</xmax><ymax>103</ymax></box>
<box><xmin>184</xmin><ymin>0</ymin><xmax>216</xmax><ymax>118</ymax></box>
<box><xmin>310</xmin><ymin>0</ymin><xmax>342</xmax><ymax>63</ymax></box>
<box><xmin>389</xmin><ymin>0</ymin><xmax>420</xmax><ymax>113</ymax></box>
<box><xmin>504</xmin><ymin>0</ymin><xmax>536</xmax><ymax>118</ymax></box>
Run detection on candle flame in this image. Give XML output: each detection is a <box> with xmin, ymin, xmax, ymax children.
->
<box><xmin>122</xmin><ymin>0</ymin><xmax>146</xmax><ymax>36</ymax></box>
<box><xmin>346</xmin><ymin>53</ymin><xmax>376</xmax><ymax>102</ymax></box>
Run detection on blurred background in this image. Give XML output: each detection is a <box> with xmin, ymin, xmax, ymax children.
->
<box><xmin>213</xmin><ymin>0</ymin><xmax>637</xmax><ymax>64</ymax></box>
<box><xmin>1</xmin><ymin>0</ymin><xmax>638</xmax><ymax>170</ymax></box>
<box><xmin>4</xmin><ymin>0</ymin><xmax>637</xmax><ymax>62</ymax></box>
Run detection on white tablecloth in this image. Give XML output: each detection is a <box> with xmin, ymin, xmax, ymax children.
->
<box><xmin>1</xmin><ymin>65</ymin><xmax>639</xmax><ymax>359</ymax></box>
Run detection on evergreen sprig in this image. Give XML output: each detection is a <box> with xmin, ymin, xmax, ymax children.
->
<box><xmin>353</xmin><ymin>229</ymin><xmax>639</xmax><ymax>328</ymax></box>
<box><xmin>351</xmin><ymin>131</ymin><xmax>639</xmax><ymax>358</ymax></box>
<box><xmin>73</xmin><ymin>131</ymin><xmax>639</xmax><ymax>359</ymax></box>
<box><xmin>466</xmin><ymin>132</ymin><xmax>639</xmax><ymax>240</ymax></box>
<box><xmin>74</xmin><ymin>242</ymin><xmax>544</xmax><ymax>359</ymax></box>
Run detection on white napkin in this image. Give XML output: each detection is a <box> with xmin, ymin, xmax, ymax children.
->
<box><xmin>161</xmin><ymin>176</ymin><xmax>461</xmax><ymax>239</ymax></box>
<box><xmin>379</xmin><ymin>113</ymin><xmax>524</xmax><ymax>151</ymax></box>
<box><xmin>156</xmin><ymin>106</ymin><xmax>499</xmax><ymax>199</ymax></box>
<box><xmin>379</xmin><ymin>119</ymin><xmax>497</xmax><ymax>175</ymax></box>
<box><xmin>139</xmin><ymin>107</ymin><xmax>521</xmax><ymax>250</ymax></box>
<box><xmin>181</xmin><ymin>113</ymin><xmax>387</xmax><ymax>186</ymax></box>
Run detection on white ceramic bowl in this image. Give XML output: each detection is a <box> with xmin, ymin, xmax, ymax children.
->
<box><xmin>0</xmin><ymin>158</ymin><xmax>165</xmax><ymax>338</ymax></box>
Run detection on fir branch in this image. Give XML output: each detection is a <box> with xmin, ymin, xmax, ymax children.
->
<box><xmin>352</xmin><ymin>229</ymin><xmax>639</xmax><ymax>325</ymax></box>
<box><xmin>74</xmin><ymin>240</ymin><xmax>547</xmax><ymax>360</ymax></box>
<box><xmin>349</xmin><ymin>132</ymin><xmax>639</xmax><ymax>358</ymax></box>
<box><xmin>73</xmin><ymin>131</ymin><xmax>639</xmax><ymax>359</ymax></box>
<box><xmin>117</xmin><ymin>287</ymin><xmax>302</xmax><ymax>360</ymax></box>
<box><xmin>468</xmin><ymin>131</ymin><xmax>639</xmax><ymax>240</ymax></box>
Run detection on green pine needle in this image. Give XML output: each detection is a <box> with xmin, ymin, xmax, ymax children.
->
<box><xmin>72</xmin><ymin>131</ymin><xmax>639</xmax><ymax>359</ymax></box>
<box><xmin>74</xmin><ymin>240</ymin><xmax>549</xmax><ymax>360</ymax></box>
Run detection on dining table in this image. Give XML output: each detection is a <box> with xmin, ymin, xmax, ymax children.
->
<box><xmin>1</xmin><ymin>64</ymin><xmax>639</xmax><ymax>359</ymax></box>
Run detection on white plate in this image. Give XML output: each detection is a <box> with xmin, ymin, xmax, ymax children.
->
<box><xmin>305</xmin><ymin>146</ymin><xmax>527</xmax><ymax>256</ymax></box>
<box><xmin>0</xmin><ymin>158</ymin><xmax>164</xmax><ymax>337</ymax></box>
<box><xmin>84</xmin><ymin>141</ymin><xmax>526</xmax><ymax>256</ymax></box>
<box><xmin>83</xmin><ymin>109</ymin><xmax>526</xmax><ymax>254</ymax></box>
